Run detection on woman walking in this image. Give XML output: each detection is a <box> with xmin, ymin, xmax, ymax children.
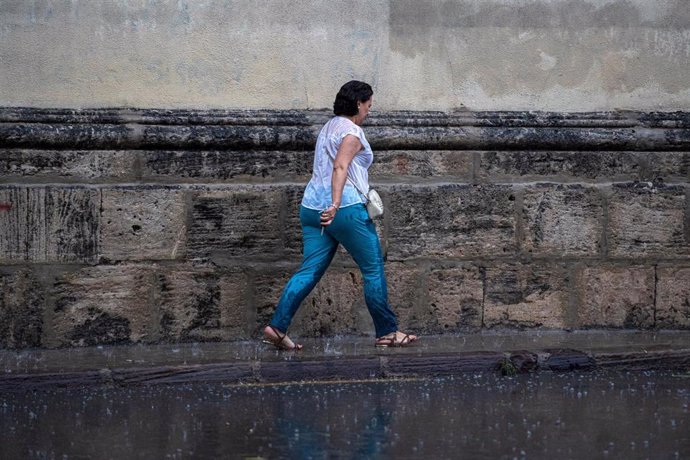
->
<box><xmin>263</xmin><ymin>80</ymin><xmax>418</xmax><ymax>350</ymax></box>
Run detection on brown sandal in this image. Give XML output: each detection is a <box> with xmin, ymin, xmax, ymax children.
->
<box><xmin>263</xmin><ymin>325</ymin><xmax>303</xmax><ymax>351</ymax></box>
<box><xmin>375</xmin><ymin>332</ymin><xmax>417</xmax><ymax>348</ymax></box>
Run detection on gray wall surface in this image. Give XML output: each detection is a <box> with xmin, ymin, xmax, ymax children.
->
<box><xmin>1</xmin><ymin>0</ymin><xmax>690</xmax><ymax>111</ymax></box>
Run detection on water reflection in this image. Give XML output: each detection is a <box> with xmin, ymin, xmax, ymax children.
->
<box><xmin>0</xmin><ymin>370</ymin><xmax>688</xmax><ymax>459</ymax></box>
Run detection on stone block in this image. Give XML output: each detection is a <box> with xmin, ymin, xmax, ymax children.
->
<box><xmin>484</xmin><ymin>263</ymin><xmax>568</xmax><ymax>328</ymax></box>
<box><xmin>0</xmin><ymin>149</ymin><xmax>137</xmax><ymax>182</ymax></box>
<box><xmin>0</xmin><ymin>186</ymin><xmax>99</xmax><ymax>263</ymax></box>
<box><xmin>643</xmin><ymin>152</ymin><xmax>690</xmax><ymax>182</ymax></box>
<box><xmin>577</xmin><ymin>266</ymin><xmax>655</xmax><ymax>328</ymax></box>
<box><xmin>656</xmin><ymin>267</ymin><xmax>690</xmax><ymax>329</ymax></box>
<box><xmin>371</xmin><ymin>150</ymin><xmax>473</xmax><ymax>180</ymax></box>
<box><xmin>141</xmin><ymin>150</ymin><xmax>313</xmax><ymax>182</ymax></box>
<box><xmin>283</xmin><ymin>185</ymin><xmax>306</xmax><ymax>257</ymax></box>
<box><xmin>386</xmin><ymin>262</ymin><xmax>422</xmax><ymax>331</ymax></box>
<box><xmin>478</xmin><ymin>150</ymin><xmax>644</xmax><ymax>182</ymax></box>
<box><xmin>522</xmin><ymin>184</ymin><xmax>603</xmax><ymax>256</ymax></box>
<box><xmin>45</xmin><ymin>187</ymin><xmax>100</xmax><ymax>263</ymax></box>
<box><xmin>187</xmin><ymin>187</ymin><xmax>284</xmax><ymax>259</ymax></box>
<box><xmin>0</xmin><ymin>186</ymin><xmax>45</xmax><ymax>261</ymax></box>
<box><xmin>218</xmin><ymin>273</ymin><xmax>254</xmax><ymax>337</ymax></box>
<box><xmin>387</xmin><ymin>184</ymin><xmax>516</xmax><ymax>259</ymax></box>
<box><xmin>100</xmin><ymin>187</ymin><xmax>187</xmax><ymax>261</ymax></box>
<box><xmin>50</xmin><ymin>265</ymin><xmax>157</xmax><ymax>347</ymax></box>
<box><xmin>156</xmin><ymin>264</ymin><xmax>251</xmax><ymax>341</ymax></box>
<box><xmin>608</xmin><ymin>184</ymin><xmax>689</xmax><ymax>258</ymax></box>
<box><xmin>0</xmin><ymin>269</ymin><xmax>44</xmax><ymax>348</ymax></box>
<box><xmin>424</xmin><ymin>265</ymin><xmax>483</xmax><ymax>332</ymax></box>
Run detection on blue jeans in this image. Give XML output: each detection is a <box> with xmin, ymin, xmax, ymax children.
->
<box><xmin>269</xmin><ymin>204</ymin><xmax>398</xmax><ymax>338</ymax></box>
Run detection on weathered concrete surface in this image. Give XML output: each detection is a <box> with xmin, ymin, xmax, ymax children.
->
<box><xmin>2</xmin><ymin>1</ymin><xmax>690</xmax><ymax>111</ymax></box>
<box><xmin>0</xmin><ymin>331</ymin><xmax>688</xmax><ymax>389</ymax></box>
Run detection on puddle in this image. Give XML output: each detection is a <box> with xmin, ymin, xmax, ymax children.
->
<box><xmin>1</xmin><ymin>369</ymin><xmax>688</xmax><ymax>458</ymax></box>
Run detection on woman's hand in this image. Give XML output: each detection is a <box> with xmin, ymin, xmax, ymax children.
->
<box><xmin>320</xmin><ymin>204</ymin><xmax>338</xmax><ymax>226</ymax></box>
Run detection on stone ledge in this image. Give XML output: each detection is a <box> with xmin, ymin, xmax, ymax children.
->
<box><xmin>2</xmin><ymin>108</ymin><xmax>689</xmax><ymax>128</ymax></box>
<box><xmin>2</xmin><ymin>108</ymin><xmax>689</xmax><ymax>151</ymax></box>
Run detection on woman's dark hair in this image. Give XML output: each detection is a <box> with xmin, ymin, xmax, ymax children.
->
<box><xmin>333</xmin><ymin>80</ymin><xmax>373</xmax><ymax>116</ymax></box>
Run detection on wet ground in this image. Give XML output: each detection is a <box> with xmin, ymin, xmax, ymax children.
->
<box><xmin>1</xmin><ymin>368</ymin><xmax>688</xmax><ymax>459</ymax></box>
<box><xmin>2</xmin><ymin>330</ymin><xmax>690</xmax><ymax>389</ymax></box>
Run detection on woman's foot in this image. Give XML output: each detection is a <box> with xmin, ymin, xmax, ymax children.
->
<box><xmin>375</xmin><ymin>331</ymin><xmax>418</xmax><ymax>347</ymax></box>
<box><xmin>263</xmin><ymin>325</ymin><xmax>303</xmax><ymax>351</ymax></box>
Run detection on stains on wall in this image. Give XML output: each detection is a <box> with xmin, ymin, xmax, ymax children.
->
<box><xmin>0</xmin><ymin>0</ymin><xmax>689</xmax><ymax>110</ymax></box>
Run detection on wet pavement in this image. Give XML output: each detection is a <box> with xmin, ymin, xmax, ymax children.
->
<box><xmin>1</xmin><ymin>330</ymin><xmax>689</xmax><ymax>389</ymax></box>
<box><xmin>1</xmin><ymin>331</ymin><xmax>689</xmax><ymax>459</ymax></box>
<box><xmin>1</xmin><ymin>369</ymin><xmax>688</xmax><ymax>459</ymax></box>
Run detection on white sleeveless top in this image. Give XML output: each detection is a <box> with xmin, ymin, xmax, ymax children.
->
<box><xmin>301</xmin><ymin>116</ymin><xmax>373</xmax><ymax>211</ymax></box>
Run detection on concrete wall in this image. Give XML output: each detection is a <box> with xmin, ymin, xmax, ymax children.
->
<box><xmin>1</xmin><ymin>107</ymin><xmax>689</xmax><ymax>349</ymax></box>
<box><xmin>1</xmin><ymin>0</ymin><xmax>690</xmax><ymax>111</ymax></box>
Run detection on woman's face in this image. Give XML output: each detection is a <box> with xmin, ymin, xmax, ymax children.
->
<box><xmin>356</xmin><ymin>97</ymin><xmax>373</xmax><ymax>124</ymax></box>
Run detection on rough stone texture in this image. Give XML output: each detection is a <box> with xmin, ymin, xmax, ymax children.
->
<box><xmin>484</xmin><ymin>263</ymin><xmax>569</xmax><ymax>329</ymax></box>
<box><xmin>577</xmin><ymin>266</ymin><xmax>655</xmax><ymax>328</ymax></box>
<box><xmin>0</xmin><ymin>149</ymin><xmax>137</xmax><ymax>182</ymax></box>
<box><xmin>656</xmin><ymin>267</ymin><xmax>690</xmax><ymax>329</ymax></box>
<box><xmin>45</xmin><ymin>187</ymin><xmax>100</xmax><ymax>263</ymax></box>
<box><xmin>522</xmin><ymin>184</ymin><xmax>603</xmax><ymax>257</ymax></box>
<box><xmin>0</xmin><ymin>186</ymin><xmax>45</xmax><ymax>262</ymax></box>
<box><xmin>156</xmin><ymin>264</ymin><xmax>251</xmax><ymax>342</ymax></box>
<box><xmin>141</xmin><ymin>150</ymin><xmax>313</xmax><ymax>182</ymax></box>
<box><xmin>371</xmin><ymin>150</ymin><xmax>473</xmax><ymax>181</ymax></box>
<box><xmin>385</xmin><ymin>262</ymin><xmax>422</xmax><ymax>332</ymax></box>
<box><xmin>424</xmin><ymin>265</ymin><xmax>483</xmax><ymax>332</ymax></box>
<box><xmin>187</xmin><ymin>187</ymin><xmax>284</xmax><ymax>260</ymax></box>
<box><xmin>0</xmin><ymin>269</ymin><xmax>44</xmax><ymax>348</ymax></box>
<box><xmin>387</xmin><ymin>185</ymin><xmax>516</xmax><ymax>260</ymax></box>
<box><xmin>644</xmin><ymin>152</ymin><xmax>690</xmax><ymax>181</ymax></box>
<box><xmin>0</xmin><ymin>186</ymin><xmax>99</xmax><ymax>263</ymax></box>
<box><xmin>100</xmin><ymin>187</ymin><xmax>187</xmax><ymax>261</ymax></box>
<box><xmin>608</xmin><ymin>183</ymin><xmax>689</xmax><ymax>258</ymax></box>
<box><xmin>50</xmin><ymin>265</ymin><xmax>157</xmax><ymax>347</ymax></box>
<box><xmin>283</xmin><ymin>185</ymin><xmax>306</xmax><ymax>258</ymax></box>
<box><xmin>478</xmin><ymin>150</ymin><xmax>645</xmax><ymax>182</ymax></box>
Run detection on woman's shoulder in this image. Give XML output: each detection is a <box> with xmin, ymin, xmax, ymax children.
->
<box><xmin>332</xmin><ymin>116</ymin><xmax>365</xmax><ymax>137</ymax></box>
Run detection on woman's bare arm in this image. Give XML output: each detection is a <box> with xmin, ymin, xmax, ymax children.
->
<box><xmin>320</xmin><ymin>134</ymin><xmax>362</xmax><ymax>226</ymax></box>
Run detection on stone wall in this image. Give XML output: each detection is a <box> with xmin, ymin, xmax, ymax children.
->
<box><xmin>1</xmin><ymin>108</ymin><xmax>690</xmax><ymax>349</ymax></box>
<box><xmin>2</xmin><ymin>0</ymin><xmax>690</xmax><ymax>112</ymax></box>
